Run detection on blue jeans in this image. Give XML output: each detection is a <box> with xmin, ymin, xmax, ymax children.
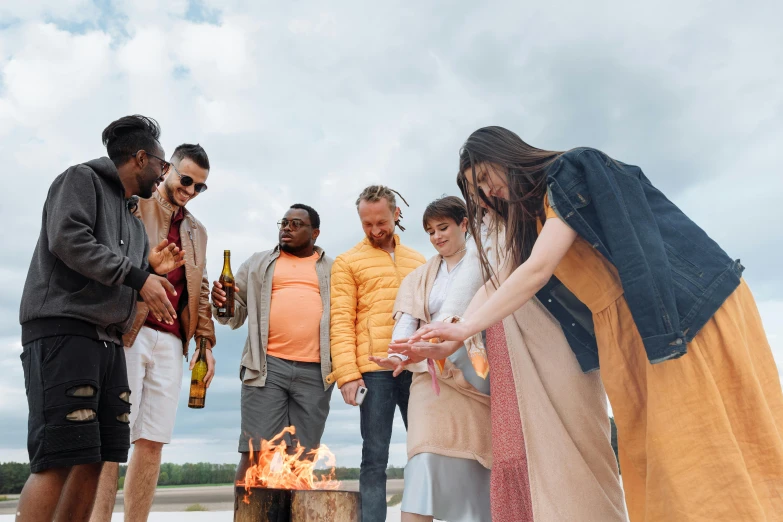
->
<box><xmin>359</xmin><ymin>370</ymin><xmax>411</xmax><ymax>522</ymax></box>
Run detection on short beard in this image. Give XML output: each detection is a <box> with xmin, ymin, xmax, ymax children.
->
<box><xmin>280</xmin><ymin>241</ymin><xmax>309</xmax><ymax>254</ymax></box>
<box><xmin>164</xmin><ymin>180</ymin><xmax>180</xmax><ymax>207</ymax></box>
<box><xmin>138</xmin><ymin>179</ymin><xmax>155</xmax><ymax>199</ymax></box>
<box><xmin>367</xmin><ymin>232</ymin><xmax>393</xmax><ymax>249</ymax></box>
<box><xmin>136</xmin><ymin>167</ymin><xmax>157</xmax><ymax>199</ymax></box>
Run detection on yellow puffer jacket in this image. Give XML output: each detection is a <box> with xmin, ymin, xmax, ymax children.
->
<box><xmin>327</xmin><ymin>235</ymin><xmax>426</xmax><ymax>387</ymax></box>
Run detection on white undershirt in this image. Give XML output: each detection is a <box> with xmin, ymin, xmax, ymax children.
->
<box><xmin>393</xmin><ymin>255</ymin><xmax>467</xmax><ymax>342</ymax></box>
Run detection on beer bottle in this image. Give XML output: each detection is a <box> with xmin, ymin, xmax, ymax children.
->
<box><xmin>188</xmin><ymin>338</ymin><xmax>209</xmax><ymax>409</ymax></box>
<box><xmin>217</xmin><ymin>249</ymin><xmax>235</xmax><ymax>318</ymax></box>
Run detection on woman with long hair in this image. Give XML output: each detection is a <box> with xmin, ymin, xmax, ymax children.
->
<box><xmin>404</xmin><ymin>126</ymin><xmax>783</xmax><ymax>521</ymax></box>
<box><xmin>385</xmin><ymin>193</ymin><xmax>627</xmax><ymax>522</ymax></box>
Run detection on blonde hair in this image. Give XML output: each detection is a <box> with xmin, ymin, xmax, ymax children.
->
<box><xmin>355</xmin><ymin>185</ymin><xmax>410</xmax><ymax>231</ymax></box>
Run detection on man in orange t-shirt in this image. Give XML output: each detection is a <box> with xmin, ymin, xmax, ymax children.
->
<box><xmin>211</xmin><ymin>204</ymin><xmax>333</xmax><ymax>486</ymax></box>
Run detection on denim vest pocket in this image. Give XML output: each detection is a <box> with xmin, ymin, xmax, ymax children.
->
<box><xmin>664</xmin><ymin>242</ymin><xmax>706</xmax><ymax>296</ymax></box>
<box><xmin>548</xmin><ymin>178</ymin><xmax>592</xmax><ymax>223</ymax></box>
<box><xmin>563</xmin><ymin>179</ymin><xmax>592</xmax><ymax>210</ymax></box>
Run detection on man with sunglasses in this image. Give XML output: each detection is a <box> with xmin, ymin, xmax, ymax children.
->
<box><xmin>90</xmin><ymin>144</ymin><xmax>216</xmax><ymax>522</ymax></box>
<box><xmin>17</xmin><ymin>115</ymin><xmax>183</xmax><ymax>522</ymax></box>
<box><xmin>211</xmin><ymin>204</ymin><xmax>333</xmax><ymax>493</ymax></box>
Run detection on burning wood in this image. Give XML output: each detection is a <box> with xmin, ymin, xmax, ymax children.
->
<box><xmin>235</xmin><ymin>487</ymin><xmax>361</xmax><ymax>522</ymax></box>
<box><xmin>238</xmin><ymin>426</ymin><xmax>340</xmax><ymax>499</ymax></box>
<box><xmin>235</xmin><ymin>427</ymin><xmax>360</xmax><ymax>521</ymax></box>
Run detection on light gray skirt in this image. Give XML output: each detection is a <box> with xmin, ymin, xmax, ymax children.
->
<box><xmin>400</xmin><ymin>347</ymin><xmax>491</xmax><ymax>521</ymax></box>
<box><xmin>401</xmin><ymin>453</ymin><xmax>491</xmax><ymax>521</ymax></box>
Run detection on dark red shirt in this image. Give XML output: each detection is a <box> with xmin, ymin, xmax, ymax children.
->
<box><xmin>144</xmin><ymin>208</ymin><xmax>187</xmax><ymax>337</ymax></box>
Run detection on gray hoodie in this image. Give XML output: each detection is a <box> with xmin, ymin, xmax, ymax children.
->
<box><xmin>20</xmin><ymin>157</ymin><xmax>151</xmax><ymax>345</ymax></box>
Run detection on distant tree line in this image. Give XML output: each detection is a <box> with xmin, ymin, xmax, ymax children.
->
<box><xmin>1</xmin><ymin>419</ymin><xmax>619</xmax><ymax>494</ymax></box>
<box><xmin>0</xmin><ymin>462</ymin><xmax>408</xmax><ymax>494</ymax></box>
<box><xmin>315</xmin><ymin>466</ymin><xmax>405</xmax><ymax>481</ymax></box>
<box><xmin>0</xmin><ymin>462</ymin><xmax>30</xmax><ymax>494</ymax></box>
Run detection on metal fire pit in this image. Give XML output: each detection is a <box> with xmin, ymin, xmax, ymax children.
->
<box><xmin>234</xmin><ymin>486</ymin><xmax>361</xmax><ymax>522</ymax></box>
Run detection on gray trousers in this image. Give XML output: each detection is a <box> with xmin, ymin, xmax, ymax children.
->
<box><xmin>239</xmin><ymin>355</ymin><xmax>333</xmax><ymax>453</ymax></box>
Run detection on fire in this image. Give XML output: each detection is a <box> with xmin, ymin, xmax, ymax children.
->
<box><xmin>238</xmin><ymin>426</ymin><xmax>340</xmax><ymax>501</ymax></box>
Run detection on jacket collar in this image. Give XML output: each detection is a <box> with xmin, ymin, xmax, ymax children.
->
<box><xmin>271</xmin><ymin>244</ymin><xmax>326</xmax><ymax>259</ymax></box>
<box><xmin>152</xmin><ymin>190</ymin><xmax>196</xmax><ymax>225</ymax></box>
<box><xmin>361</xmin><ymin>233</ymin><xmax>400</xmax><ymax>251</ymax></box>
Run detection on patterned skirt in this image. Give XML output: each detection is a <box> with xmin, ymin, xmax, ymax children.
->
<box><xmin>486</xmin><ymin>322</ymin><xmax>534</xmax><ymax>522</ymax></box>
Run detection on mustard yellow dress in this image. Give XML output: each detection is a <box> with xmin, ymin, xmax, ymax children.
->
<box><xmin>543</xmin><ymin>200</ymin><xmax>783</xmax><ymax>521</ymax></box>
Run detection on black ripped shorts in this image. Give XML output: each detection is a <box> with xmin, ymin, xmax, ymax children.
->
<box><xmin>20</xmin><ymin>335</ymin><xmax>131</xmax><ymax>473</ymax></box>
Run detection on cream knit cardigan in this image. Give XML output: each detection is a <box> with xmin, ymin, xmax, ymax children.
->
<box><xmin>393</xmin><ymin>247</ymin><xmax>493</xmax><ymax>469</ymax></box>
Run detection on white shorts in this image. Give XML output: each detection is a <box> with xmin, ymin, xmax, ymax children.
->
<box><xmin>125</xmin><ymin>326</ymin><xmax>184</xmax><ymax>444</ymax></box>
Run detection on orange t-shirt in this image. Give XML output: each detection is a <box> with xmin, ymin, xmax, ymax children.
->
<box><xmin>266</xmin><ymin>251</ymin><xmax>323</xmax><ymax>363</ymax></box>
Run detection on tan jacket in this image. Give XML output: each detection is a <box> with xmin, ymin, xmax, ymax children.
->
<box><xmin>215</xmin><ymin>246</ymin><xmax>333</xmax><ymax>389</ymax></box>
<box><xmin>122</xmin><ymin>191</ymin><xmax>216</xmax><ymax>356</ymax></box>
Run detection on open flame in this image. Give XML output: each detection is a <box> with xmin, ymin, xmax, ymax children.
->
<box><xmin>238</xmin><ymin>426</ymin><xmax>340</xmax><ymax>502</ymax></box>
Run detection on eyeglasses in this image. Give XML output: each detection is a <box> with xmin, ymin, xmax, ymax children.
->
<box><xmin>277</xmin><ymin>219</ymin><xmax>312</xmax><ymax>231</ymax></box>
<box><xmin>132</xmin><ymin>151</ymin><xmax>170</xmax><ymax>176</ymax></box>
<box><xmin>171</xmin><ymin>163</ymin><xmax>208</xmax><ymax>194</ymax></box>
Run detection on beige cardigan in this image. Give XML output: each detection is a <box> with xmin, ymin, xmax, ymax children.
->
<box><xmin>393</xmin><ymin>254</ymin><xmax>493</xmax><ymax>469</ymax></box>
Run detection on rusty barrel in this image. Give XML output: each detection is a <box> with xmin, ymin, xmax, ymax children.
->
<box><xmin>235</xmin><ymin>487</ymin><xmax>361</xmax><ymax>522</ymax></box>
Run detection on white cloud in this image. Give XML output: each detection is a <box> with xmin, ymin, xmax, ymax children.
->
<box><xmin>0</xmin><ymin>0</ymin><xmax>96</xmax><ymax>24</ymax></box>
<box><xmin>0</xmin><ymin>24</ymin><xmax>112</xmax><ymax>132</ymax></box>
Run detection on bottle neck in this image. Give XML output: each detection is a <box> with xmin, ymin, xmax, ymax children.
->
<box><xmin>222</xmin><ymin>255</ymin><xmax>232</xmax><ymax>274</ymax></box>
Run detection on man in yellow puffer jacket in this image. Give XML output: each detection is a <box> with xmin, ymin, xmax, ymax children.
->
<box><xmin>327</xmin><ymin>185</ymin><xmax>425</xmax><ymax>522</ymax></box>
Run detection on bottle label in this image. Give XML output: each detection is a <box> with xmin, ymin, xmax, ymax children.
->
<box><xmin>192</xmin><ymin>361</ymin><xmax>208</xmax><ymax>382</ymax></box>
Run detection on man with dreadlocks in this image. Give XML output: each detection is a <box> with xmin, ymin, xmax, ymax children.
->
<box><xmin>326</xmin><ymin>185</ymin><xmax>426</xmax><ymax>522</ymax></box>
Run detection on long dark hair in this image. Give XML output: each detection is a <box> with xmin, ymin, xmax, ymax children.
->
<box><xmin>457</xmin><ymin>126</ymin><xmax>562</xmax><ymax>284</ymax></box>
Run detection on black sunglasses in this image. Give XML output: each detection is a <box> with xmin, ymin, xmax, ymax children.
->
<box><xmin>170</xmin><ymin>163</ymin><xmax>208</xmax><ymax>194</ymax></box>
<box><xmin>133</xmin><ymin>150</ymin><xmax>170</xmax><ymax>175</ymax></box>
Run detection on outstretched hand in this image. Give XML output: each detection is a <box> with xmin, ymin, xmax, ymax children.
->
<box><xmin>408</xmin><ymin>340</ymin><xmax>462</xmax><ymax>360</ymax></box>
<box><xmin>408</xmin><ymin>321</ymin><xmax>471</xmax><ymax>344</ymax></box>
<box><xmin>369</xmin><ymin>355</ymin><xmax>416</xmax><ymax>377</ymax></box>
<box><xmin>387</xmin><ymin>337</ymin><xmax>462</xmax><ymax>362</ymax></box>
<box><xmin>149</xmin><ymin>239</ymin><xmax>186</xmax><ymax>275</ymax></box>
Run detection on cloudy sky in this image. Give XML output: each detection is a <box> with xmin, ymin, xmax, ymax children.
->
<box><xmin>1</xmin><ymin>0</ymin><xmax>782</xmax><ymax>469</ymax></box>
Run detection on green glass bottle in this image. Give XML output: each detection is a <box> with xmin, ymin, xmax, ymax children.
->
<box><xmin>188</xmin><ymin>338</ymin><xmax>208</xmax><ymax>409</ymax></box>
<box><xmin>216</xmin><ymin>250</ymin><xmax>235</xmax><ymax>318</ymax></box>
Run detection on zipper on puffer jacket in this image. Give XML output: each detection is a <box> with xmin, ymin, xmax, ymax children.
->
<box><xmin>366</xmin><ymin>316</ymin><xmax>373</xmax><ymax>356</ymax></box>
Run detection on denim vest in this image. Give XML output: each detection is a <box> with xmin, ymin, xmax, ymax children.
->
<box><xmin>542</xmin><ymin>147</ymin><xmax>743</xmax><ymax>371</ymax></box>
